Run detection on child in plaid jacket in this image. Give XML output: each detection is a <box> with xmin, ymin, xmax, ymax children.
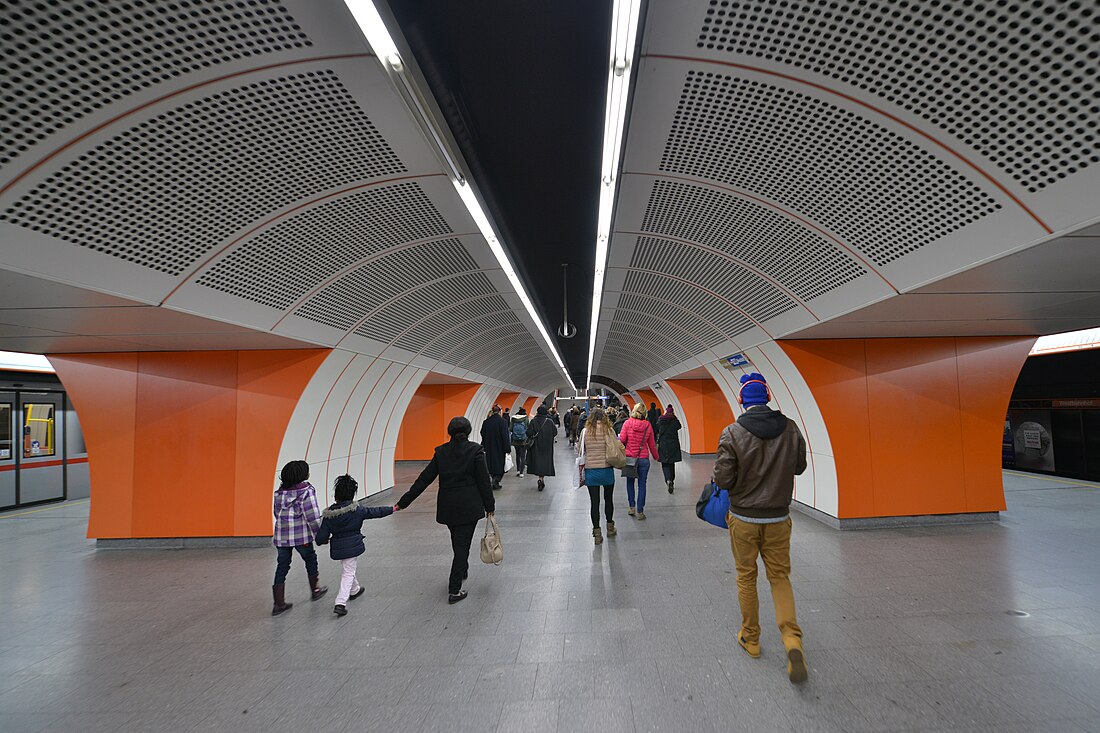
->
<box><xmin>271</xmin><ymin>460</ymin><xmax>327</xmax><ymax>615</ymax></box>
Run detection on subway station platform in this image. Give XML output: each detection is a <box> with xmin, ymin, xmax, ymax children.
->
<box><xmin>2</xmin><ymin>452</ymin><xmax>1100</xmax><ymax>733</ymax></box>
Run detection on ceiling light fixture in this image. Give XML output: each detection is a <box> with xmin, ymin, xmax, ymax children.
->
<box><xmin>345</xmin><ymin>0</ymin><xmax>575</xmax><ymax>392</ymax></box>
<box><xmin>587</xmin><ymin>0</ymin><xmax>643</xmax><ymax>391</ymax></box>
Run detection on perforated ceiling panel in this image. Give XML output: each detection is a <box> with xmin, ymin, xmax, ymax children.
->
<box><xmin>660</xmin><ymin>71</ymin><xmax>1001</xmax><ymax>266</ymax></box>
<box><xmin>697</xmin><ymin>0</ymin><xmax>1100</xmax><ymax>192</ymax></box>
<box><xmin>620</xmin><ymin>268</ymin><xmax>753</xmax><ymax>341</ymax></box>
<box><xmin>296</xmin><ymin>241</ymin><xmax>482</xmax><ymax>334</ymax></box>
<box><xmin>606</xmin><ymin>312</ymin><xmax>698</xmax><ymax>364</ymax></box>
<box><xmin>413</xmin><ymin>303</ymin><xmax>519</xmax><ymax>360</ymax></box>
<box><xmin>641</xmin><ymin>179</ymin><xmax>864</xmax><ymax>300</ymax></box>
<box><xmin>0</xmin><ymin>70</ymin><xmax>404</xmax><ymax>276</ymax></box>
<box><xmin>198</xmin><ymin>183</ymin><xmax>450</xmax><ymax>309</ymax></box>
<box><xmin>615</xmin><ymin>292</ymin><xmax>727</xmax><ymax>349</ymax></box>
<box><xmin>0</xmin><ymin>0</ymin><xmax>312</xmax><ymax>168</ymax></box>
<box><xmin>632</xmin><ymin>236</ymin><xmax>795</xmax><ymax>325</ymax></box>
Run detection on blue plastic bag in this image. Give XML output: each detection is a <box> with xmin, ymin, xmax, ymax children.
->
<box><xmin>696</xmin><ymin>482</ymin><xmax>730</xmax><ymax>529</ymax></box>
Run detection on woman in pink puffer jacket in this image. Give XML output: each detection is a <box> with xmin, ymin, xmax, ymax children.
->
<box><xmin>619</xmin><ymin>402</ymin><xmax>660</xmax><ymax>519</ymax></box>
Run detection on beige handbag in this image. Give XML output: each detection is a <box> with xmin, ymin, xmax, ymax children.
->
<box><xmin>480</xmin><ymin>514</ymin><xmax>503</xmax><ymax>565</ymax></box>
<box><xmin>604</xmin><ymin>428</ymin><xmax>627</xmax><ymax>469</ymax></box>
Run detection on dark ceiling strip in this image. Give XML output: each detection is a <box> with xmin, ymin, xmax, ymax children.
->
<box><xmin>0</xmin><ymin>53</ymin><xmax>374</xmax><ymax>201</ymax></box>
<box><xmin>644</xmin><ymin>54</ymin><xmax>1053</xmax><ymax>235</ymax></box>
<box><xmin>615</xmin><ymin>228</ymin><xmax>820</xmax><ymax>319</ymax></box>
<box><xmin>163</xmin><ymin>172</ymin><xmax>448</xmax><ymax>304</ymax></box>
<box><xmin>624</xmin><ymin>171</ymin><xmax>899</xmax><ymax>294</ymax></box>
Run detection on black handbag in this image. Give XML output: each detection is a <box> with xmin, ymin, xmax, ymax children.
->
<box><xmin>621</xmin><ymin>456</ymin><xmax>639</xmax><ymax>478</ymax></box>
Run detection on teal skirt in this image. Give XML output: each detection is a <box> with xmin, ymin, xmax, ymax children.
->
<box><xmin>585</xmin><ymin>467</ymin><xmax>615</xmax><ymax>487</ymax></box>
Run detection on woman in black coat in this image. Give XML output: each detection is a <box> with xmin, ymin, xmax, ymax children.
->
<box><xmin>525</xmin><ymin>405</ymin><xmax>558</xmax><ymax>491</ymax></box>
<box><xmin>480</xmin><ymin>405</ymin><xmax>510</xmax><ymax>490</ymax></box>
<box><xmin>396</xmin><ymin>416</ymin><xmax>495</xmax><ymax>604</ymax></box>
<box><xmin>656</xmin><ymin>405</ymin><xmax>683</xmax><ymax>493</ymax></box>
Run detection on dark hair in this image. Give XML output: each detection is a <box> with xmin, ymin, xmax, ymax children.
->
<box><xmin>448</xmin><ymin>416</ymin><xmax>472</xmax><ymax>438</ymax></box>
<box><xmin>517</xmin><ymin>407</ymin><xmax>526</xmax><ymax>415</ymax></box>
<box><xmin>279</xmin><ymin>460</ymin><xmax>309</xmax><ymax>488</ymax></box>
<box><xmin>334</xmin><ymin>474</ymin><xmax>358</xmax><ymax>502</ymax></box>
<box><xmin>650</xmin><ymin>402</ymin><xmax>656</xmax><ymax>409</ymax></box>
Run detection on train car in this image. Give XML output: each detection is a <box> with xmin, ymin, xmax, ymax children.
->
<box><xmin>0</xmin><ymin>354</ymin><xmax>88</xmax><ymax>510</ymax></box>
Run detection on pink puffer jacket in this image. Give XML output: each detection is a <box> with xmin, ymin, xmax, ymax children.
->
<box><xmin>619</xmin><ymin>417</ymin><xmax>659</xmax><ymax>460</ymax></box>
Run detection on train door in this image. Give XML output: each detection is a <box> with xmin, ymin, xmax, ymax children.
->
<box><xmin>18</xmin><ymin>392</ymin><xmax>64</xmax><ymax>504</ymax></box>
<box><xmin>0</xmin><ymin>391</ymin><xmax>14</xmax><ymax>508</ymax></box>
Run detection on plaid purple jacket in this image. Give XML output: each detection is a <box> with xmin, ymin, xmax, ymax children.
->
<box><xmin>272</xmin><ymin>481</ymin><xmax>323</xmax><ymax>547</ymax></box>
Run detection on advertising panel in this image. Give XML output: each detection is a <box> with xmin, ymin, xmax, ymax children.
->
<box><xmin>1007</xmin><ymin>409</ymin><xmax>1056</xmax><ymax>472</ymax></box>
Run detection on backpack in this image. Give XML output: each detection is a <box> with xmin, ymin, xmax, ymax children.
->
<box><xmin>511</xmin><ymin>419</ymin><xmax>527</xmax><ymax>442</ymax></box>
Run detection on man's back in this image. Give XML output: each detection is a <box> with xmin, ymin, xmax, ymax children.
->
<box><xmin>714</xmin><ymin>406</ymin><xmax>806</xmax><ymax>519</ymax></box>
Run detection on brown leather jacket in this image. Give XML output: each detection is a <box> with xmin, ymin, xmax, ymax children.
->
<box><xmin>712</xmin><ymin>406</ymin><xmax>807</xmax><ymax>519</ymax></box>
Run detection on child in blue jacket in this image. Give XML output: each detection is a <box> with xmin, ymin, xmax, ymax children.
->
<box><xmin>315</xmin><ymin>474</ymin><xmax>395</xmax><ymax>616</ymax></box>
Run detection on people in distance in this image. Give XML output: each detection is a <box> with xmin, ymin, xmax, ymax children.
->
<box><xmin>480</xmin><ymin>404</ymin><xmax>510</xmax><ymax>490</ymax></box>
<box><xmin>657</xmin><ymin>404</ymin><xmax>683</xmax><ymax>493</ymax></box>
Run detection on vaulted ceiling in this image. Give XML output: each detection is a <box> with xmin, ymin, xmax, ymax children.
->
<box><xmin>0</xmin><ymin>1</ymin><xmax>1098</xmax><ymax>396</ymax></box>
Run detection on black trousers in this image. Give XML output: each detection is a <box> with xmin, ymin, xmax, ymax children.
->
<box><xmin>662</xmin><ymin>462</ymin><xmax>676</xmax><ymax>482</ymax></box>
<box><xmin>448</xmin><ymin>522</ymin><xmax>478</xmax><ymax>594</ymax></box>
<box><xmin>513</xmin><ymin>444</ymin><xmax>527</xmax><ymax>472</ymax></box>
<box><xmin>588</xmin><ymin>485</ymin><xmax>614</xmax><ymax>528</ymax></box>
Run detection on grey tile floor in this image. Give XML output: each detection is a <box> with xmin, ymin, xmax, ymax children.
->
<box><xmin>2</xmin><ymin>449</ymin><xmax>1100</xmax><ymax>732</ymax></box>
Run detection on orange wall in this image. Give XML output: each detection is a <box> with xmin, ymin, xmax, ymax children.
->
<box><xmin>667</xmin><ymin>377</ymin><xmax>735</xmax><ymax>454</ymax></box>
<box><xmin>494</xmin><ymin>390</ymin><xmax>519</xmax><ymax>412</ymax></box>
<box><xmin>395</xmin><ymin>383</ymin><xmax>481</xmax><ymax>461</ymax></box>
<box><xmin>50</xmin><ymin>350</ymin><xmax>328</xmax><ymax>539</ymax></box>
<box><xmin>522</xmin><ymin>395</ymin><xmax>539</xmax><ymax>413</ymax></box>
<box><xmin>637</xmin><ymin>388</ymin><xmax>659</xmax><ymax>413</ymax></box>
<box><xmin>780</xmin><ymin>337</ymin><xmax>1033</xmax><ymax>519</ymax></box>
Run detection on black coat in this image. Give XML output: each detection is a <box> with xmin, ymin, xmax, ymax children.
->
<box><xmin>315</xmin><ymin>501</ymin><xmax>393</xmax><ymax>560</ymax></box>
<box><xmin>526</xmin><ymin>414</ymin><xmax>558</xmax><ymax>476</ymax></box>
<box><xmin>647</xmin><ymin>407</ymin><xmax>661</xmax><ymax>434</ymax></box>
<box><xmin>657</xmin><ymin>415</ymin><xmax>683</xmax><ymax>463</ymax></box>
<box><xmin>397</xmin><ymin>437</ymin><xmax>495</xmax><ymax>526</ymax></box>
<box><xmin>480</xmin><ymin>413</ymin><xmax>510</xmax><ymax>475</ymax></box>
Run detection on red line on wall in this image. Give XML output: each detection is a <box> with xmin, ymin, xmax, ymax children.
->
<box><xmin>644</xmin><ymin>54</ymin><xmax>1052</xmax><ymax>234</ymax></box>
<box><xmin>0</xmin><ymin>54</ymin><xmax>374</xmax><ymax>201</ymax></box>
<box><xmin>0</xmin><ymin>456</ymin><xmax>88</xmax><ymax>472</ymax></box>
<box><xmin>754</xmin><ymin>345</ymin><xmax>817</xmax><ymax>507</ymax></box>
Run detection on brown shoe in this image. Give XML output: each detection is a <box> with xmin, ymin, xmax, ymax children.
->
<box><xmin>593</xmin><ymin>527</ymin><xmax>603</xmax><ymax>545</ymax></box>
<box><xmin>271</xmin><ymin>584</ymin><xmax>293</xmax><ymax>616</ymax></box>
<box><xmin>787</xmin><ymin>647</ymin><xmax>808</xmax><ymax>683</ymax></box>
<box><xmin>606</xmin><ymin>521</ymin><xmax>617</xmax><ymax>537</ymax></box>
<box><xmin>309</xmin><ymin>575</ymin><xmax>328</xmax><ymax>601</ymax></box>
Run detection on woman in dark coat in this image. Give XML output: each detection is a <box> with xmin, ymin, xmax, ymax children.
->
<box><xmin>396</xmin><ymin>416</ymin><xmax>495</xmax><ymax>604</ymax></box>
<box><xmin>480</xmin><ymin>405</ymin><xmax>510</xmax><ymax>490</ymax></box>
<box><xmin>656</xmin><ymin>405</ymin><xmax>683</xmax><ymax>493</ymax></box>
<box><xmin>525</xmin><ymin>405</ymin><xmax>558</xmax><ymax>491</ymax></box>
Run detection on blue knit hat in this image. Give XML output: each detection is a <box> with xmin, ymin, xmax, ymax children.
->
<box><xmin>739</xmin><ymin>373</ymin><xmax>770</xmax><ymax>407</ymax></box>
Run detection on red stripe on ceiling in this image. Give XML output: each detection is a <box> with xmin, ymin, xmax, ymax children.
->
<box><xmin>625</xmin><ymin>172</ymin><xmax>898</xmax><ymax>293</ymax></box>
<box><xmin>644</xmin><ymin>54</ymin><xmax>1052</xmax><ymax>234</ymax></box>
<box><xmin>0</xmin><ymin>54</ymin><xmax>374</xmax><ymax>201</ymax></box>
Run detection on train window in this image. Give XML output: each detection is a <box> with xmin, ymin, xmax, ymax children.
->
<box><xmin>0</xmin><ymin>403</ymin><xmax>10</xmax><ymax>459</ymax></box>
<box><xmin>23</xmin><ymin>403</ymin><xmax>55</xmax><ymax>458</ymax></box>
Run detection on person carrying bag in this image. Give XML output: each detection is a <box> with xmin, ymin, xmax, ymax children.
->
<box><xmin>579</xmin><ymin>408</ymin><xmax>623</xmax><ymax>545</ymax></box>
<box><xmin>480</xmin><ymin>514</ymin><xmax>503</xmax><ymax>564</ymax></box>
<box><xmin>619</xmin><ymin>402</ymin><xmax>660</xmax><ymax>520</ymax></box>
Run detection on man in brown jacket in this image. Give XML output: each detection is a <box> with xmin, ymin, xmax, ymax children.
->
<box><xmin>713</xmin><ymin>372</ymin><xmax>808</xmax><ymax>683</ymax></box>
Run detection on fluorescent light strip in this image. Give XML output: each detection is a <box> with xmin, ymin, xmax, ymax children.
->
<box><xmin>344</xmin><ymin>1</ymin><xmax>575</xmax><ymax>392</ymax></box>
<box><xmin>454</xmin><ymin>181</ymin><xmax>576</xmax><ymax>391</ymax></box>
<box><xmin>588</xmin><ymin>0</ymin><xmax>643</xmax><ymax>391</ymax></box>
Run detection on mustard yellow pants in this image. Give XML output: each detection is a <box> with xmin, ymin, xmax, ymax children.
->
<box><xmin>727</xmin><ymin>514</ymin><xmax>803</xmax><ymax>651</ymax></box>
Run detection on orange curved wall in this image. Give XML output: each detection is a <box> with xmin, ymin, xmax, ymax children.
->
<box><xmin>780</xmin><ymin>337</ymin><xmax>1033</xmax><ymax>518</ymax></box>
<box><xmin>522</xmin><ymin>395</ymin><xmax>539</xmax><ymax>413</ymax></box>
<box><xmin>637</xmin><ymin>388</ymin><xmax>659</xmax><ymax>413</ymax></box>
<box><xmin>50</xmin><ymin>350</ymin><xmax>328</xmax><ymax>539</ymax></box>
<box><xmin>494</xmin><ymin>390</ymin><xmax>519</xmax><ymax>412</ymax></box>
<box><xmin>395</xmin><ymin>383</ymin><xmax>481</xmax><ymax>461</ymax></box>
<box><xmin>667</xmin><ymin>377</ymin><xmax>735</xmax><ymax>454</ymax></box>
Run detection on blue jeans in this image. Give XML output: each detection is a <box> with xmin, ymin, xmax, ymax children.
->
<box><xmin>625</xmin><ymin>458</ymin><xmax>651</xmax><ymax>512</ymax></box>
<box><xmin>273</xmin><ymin>543</ymin><xmax>319</xmax><ymax>585</ymax></box>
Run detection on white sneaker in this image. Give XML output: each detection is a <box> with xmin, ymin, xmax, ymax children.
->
<box><xmin>517</xmin><ymin>473</ymin><xmax>524</xmax><ymax>478</ymax></box>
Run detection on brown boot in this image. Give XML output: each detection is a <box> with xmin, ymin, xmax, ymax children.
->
<box><xmin>271</xmin><ymin>584</ymin><xmax>293</xmax><ymax>616</ymax></box>
<box><xmin>309</xmin><ymin>575</ymin><xmax>328</xmax><ymax>601</ymax></box>
<box><xmin>593</xmin><ymin>527</ymin><xmax>603</xmax><ymax>545</ymax></box>
<box><xmin>606</xmin><ymin>520</ymin><xmax>617</xmax><ymax>537</ymax></box>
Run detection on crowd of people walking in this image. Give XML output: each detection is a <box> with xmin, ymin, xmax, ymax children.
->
<box><xmin>271</xmin><ymin>374</ymin><xmax>809</xmax><ymax>683</ymax></box>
